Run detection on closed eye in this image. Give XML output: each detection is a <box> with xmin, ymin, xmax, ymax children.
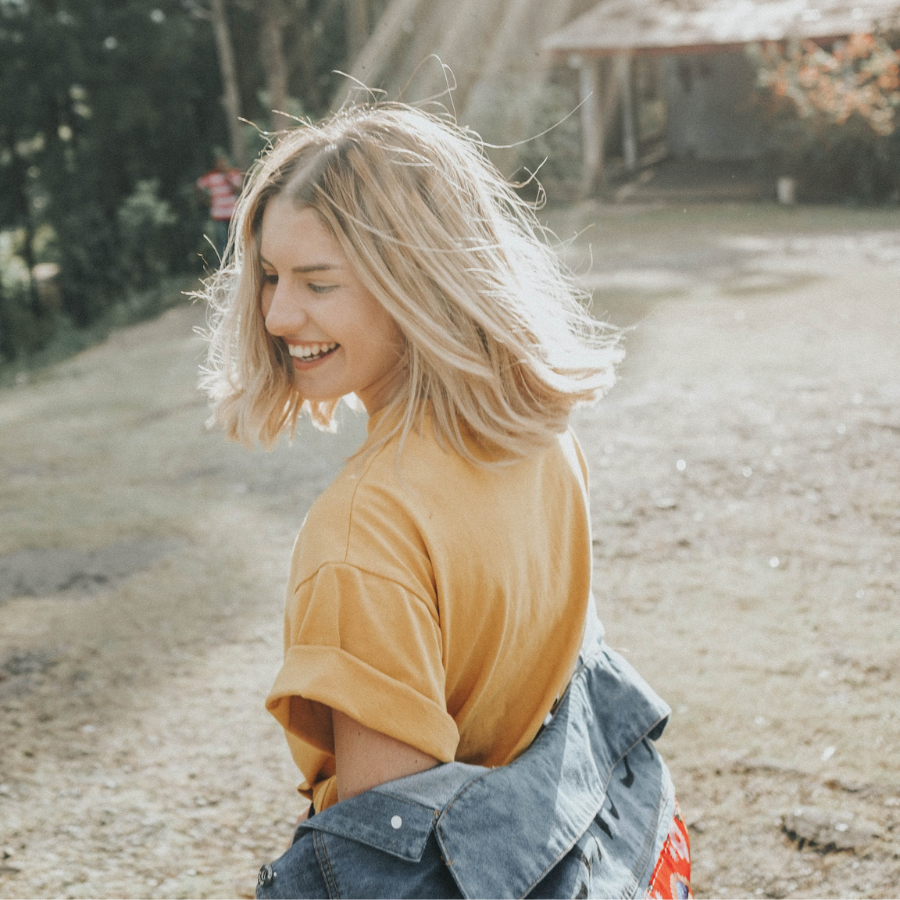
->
<box><xmin>262</xmin><ymin>272</ymin><xmax>278</xmax><ymax>286</ymax></box>
<box><xmin>309</xmin><ymin>283</ymin><xmax>338</xmax><ymax>294</ymax></box>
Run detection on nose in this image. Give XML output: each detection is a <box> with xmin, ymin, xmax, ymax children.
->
<box><xmin>263</xmin><ymin>282</ymin><xmax>308</xmax><ymax>338</ymax></box>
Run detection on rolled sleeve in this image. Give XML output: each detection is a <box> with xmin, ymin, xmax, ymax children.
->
<box><xmin>265</xmin><ymin>563</ymin><xmax>459</xmax><ymax>776</ymax></box>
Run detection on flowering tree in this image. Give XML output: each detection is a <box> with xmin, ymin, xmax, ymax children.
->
<box><xmin>751</xmin><ymin>34</ymin><xmax>900</xmax><ymax>201</ymax></box>
<box><xmin>758</xmin><ymin>34</ymin><xmax>900</xmax><ymax>135</ymax></box>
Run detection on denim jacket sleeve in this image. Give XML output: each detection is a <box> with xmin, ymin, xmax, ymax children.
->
<box><xmin>256</xmin><ymin>630</ymin><xmax>674</xmax><ymax>900</ymax></box>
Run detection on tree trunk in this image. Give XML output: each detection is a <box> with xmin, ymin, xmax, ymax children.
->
<box><xmin>345</xmin><ymin>0</ymin><xmax>370</xmax><ymax>68</ymax></box>
<box><xmin>259</xmin><ymin>0</ymin><xmax>291</xmax><ymax>131</ymax></box>
<box><xmin>337</xmin><ymin>0</ymin><xmax>423</xmax><ymax>106</ymax></box>
<box><xmin>4</xmin><ymin>136</ymin><xmax>41</xmax><ymax>317</ymax></box>
<box><xmin>415</xmin><ymin>0</ymin><xmax>505</xmax><ymax>108</ymax></box>
<box><xmin>21</xmin><ymin>217</ymin><xmax>41</xmax><ymax>319</ymax></box>
<box><xmin>288</xmin><ymin>0</ymin><xmax>342</xmax><ymax>113</ymax></box>
<box><xmin>210</xmin><ymin>0</ymin><xmax>247</xmax><ymax>168</ymax></box>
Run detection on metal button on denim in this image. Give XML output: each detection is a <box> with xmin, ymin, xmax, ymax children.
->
<box><xmin>257</xmin><ymin>863</ymin><xmax>276</xmax><ymax>888</ymax></box>
<box><xmin>391</xmin><ymin>815</ymin><xmax>402</xmax><ymax>829</ymax></box>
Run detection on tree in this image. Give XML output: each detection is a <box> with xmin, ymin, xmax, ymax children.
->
<box><xmin>0</xmin><ymin>0</ymin><xmax>225</xmax><ymax>345</ymax></box>
<box><xmin>344</xmin><ymin>0</ymin><xmax>370</xmax><ymax>67</ymax></box>
<box><xmin>258</xmin><ymin>0</ymin><xmax>291</xmax><ymax>131</ymax></box>
<box><xmin>0</xmin><ymin>0</ymin><xmax>364</xmax><ymax>360</ymax></box>
<box><xmin>757</xmin><ymin>34</ymin><xmax>900</xmax><ymax>136</ymax></box>
<box><xmin>752</xmin><ymin>34</ymin><xmax>900</xmax><ymax>202</ymax></box>
<box><xmin>209</xmin><ymin>0</ymin><xmax>248</xmax><ymax>167</ymax></box>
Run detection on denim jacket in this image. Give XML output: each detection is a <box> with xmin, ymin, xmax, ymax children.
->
<box><xmin>257</xmin><ymin>623</ymin><xmax>673</xmax><ymax>899</ymax></box>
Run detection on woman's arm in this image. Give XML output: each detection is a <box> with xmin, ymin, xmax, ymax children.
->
<box><xmin>332</xmin><ymin>709</ymin><xmax>439</xmax><ymax>803</ymax></box>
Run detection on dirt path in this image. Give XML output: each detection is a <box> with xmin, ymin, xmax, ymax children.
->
<box><xmin>1</xmin><ymin>203</ymin><xmax>899</xmax><ymax>898</ymax></box>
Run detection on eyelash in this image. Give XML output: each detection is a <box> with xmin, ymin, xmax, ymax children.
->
<box><xmin>261</xmin><ymin>274</ymin><xmax>335</xmax><ymax>294</ymax></box>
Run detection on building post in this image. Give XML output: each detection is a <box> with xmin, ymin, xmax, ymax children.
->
<box><xmin>573</xmin><ymin>54</ymin><xmax>605</xmax><ymax>196</ymax></box>
<box><xmin>617</xmin><ymin>50</ymin><xmax>638</xmax><ymax>172</ymax></box>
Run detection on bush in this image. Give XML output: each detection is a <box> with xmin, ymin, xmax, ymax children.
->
<box><xmin>751</xmin><ymin>35</ymin><xmax>900</xmax><ymax>203</ymax></box>
<box><xmin>53</xmin><ymin>201</ymin><xmax>122</xmax><ymax>328</ymax></box>
<box><xmin>117</xmin><ymin>179</ymin><xmax>178</xmax><ymax>290</ymax></box>
<box><xmin>0</xmin><ymin>231</ymin><xmax>57</xmax><ymax>363</ymax></box>
<box><xmin>0</xmin><ymin>282</ymin><xmax>39</xmax><ymax>363</ymax></box>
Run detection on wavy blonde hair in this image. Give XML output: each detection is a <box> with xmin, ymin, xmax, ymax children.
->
<box><xmin>199</xmin><ymin>103</ymin><xmax>621</xmax><ymax>461</ymax></box>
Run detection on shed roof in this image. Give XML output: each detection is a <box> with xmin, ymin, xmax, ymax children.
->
<box><xmin>545</xmin><ymin>0</ymin><xmax>900</xmax><ymax>56</ymax></box>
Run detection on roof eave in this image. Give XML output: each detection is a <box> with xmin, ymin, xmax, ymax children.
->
<box><xmin>547</xmin><ymin>32</ymin><xmax>854</xmax><ymax>58</ymax></box>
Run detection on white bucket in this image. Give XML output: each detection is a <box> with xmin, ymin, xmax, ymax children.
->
<box><xmin>777</xmin><ymin>176</ymin><xmax>797</xmax><ymax>205</ymax></box>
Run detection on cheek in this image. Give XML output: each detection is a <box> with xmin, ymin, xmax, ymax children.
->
<box><xmin>367</xmin><ymin>300</ymin><xmax>403</xmax><ymax>346</ymax></box>
<box><xmin>374</xmin><ymin>322</ymin><xmax>405</xmax><ymax>374</ymax></box>
<box><xmin>384</xmin><ymin>318</ymin><xmax>404</xmax><ymax>352</ymax></box>
<box><xmin>365</xmin><ymin>312</ymin><xmax>403</xmax><ymax>360</ymax></box>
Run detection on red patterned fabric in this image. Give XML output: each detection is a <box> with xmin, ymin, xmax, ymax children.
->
<box><xmin>196</xmin><ymin>168</ymin><xmax>243</xmax><ymax>221</ymax></box>
<box><xmin>646</xmin><ymin>802</ymin><xmax>693</xmax><ymax>899</ymax></box>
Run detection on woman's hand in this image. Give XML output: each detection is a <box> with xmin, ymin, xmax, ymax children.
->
<box><xmin>332</xmin><ymin>709</ymin><xmax>439</xmax><ymax>803</ymax></box>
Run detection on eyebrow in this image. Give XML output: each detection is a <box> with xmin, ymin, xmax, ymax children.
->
<box><xmin>259</xmin><ymin>255</ymin><xmax>342</xmax><ymax>274</ymax></box>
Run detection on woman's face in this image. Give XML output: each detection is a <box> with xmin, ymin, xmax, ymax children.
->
<box><xmin>258</xmin><ymin>197</ymin><xmax>405</xmax><ymax>415</ymax></box>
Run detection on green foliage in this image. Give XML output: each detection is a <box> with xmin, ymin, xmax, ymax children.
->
<box><xmin>0</xmin><ymin>0</ymin><xmax>361</xmax><ymax>362</ymax></box>
<box><xmin>117</xmin><ymin>179</ymin><xmax>178</xmax><ymax>290</ymax></box>
<box><xmin>0</xmin><ymin>281</ymin><xmax>48</xmax><ymax>361</ymax></box>
<box><xmin>0</xmin><ymin>0</ymin><xmax>224</xmax><ymax>350</ymax></box>
<box><xmin>751</xmin><ymin>36</ymin><xmax>900</xmax><ymax>203</ymax></box>
<box><xmin>760</xmin><ymin>110</ymin><xmax>900</xmax><ymax>202</ymax></box>
<box><xmin>0</xmin><ymin>229</ymin><xmax>57</xmax><ymax>362</ymax></box>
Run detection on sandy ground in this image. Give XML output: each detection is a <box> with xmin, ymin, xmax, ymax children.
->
<box><xmin>0</xmin><ymin>203</ymin><xmax>898</xmax><ymax>899</ymax></box>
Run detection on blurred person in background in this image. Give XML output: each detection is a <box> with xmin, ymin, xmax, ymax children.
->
<box><xmin>196</xmin><ymin>151</ymin><xmax>244</xmax><ymax>260</ymax></box>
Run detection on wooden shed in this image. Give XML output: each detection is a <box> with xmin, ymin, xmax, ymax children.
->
<box><xmin>544</xmin><ymin>0</ymin><xmax>900</xmax><ymax>192</ymax></box>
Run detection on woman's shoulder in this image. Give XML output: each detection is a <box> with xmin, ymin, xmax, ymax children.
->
<box><xmin>343</xmin><ymin>414</ymin><xmax>587</xmax><ymax>512</ymax></box>
<box><xmin>290</xmin><ymin>415</ymin><xmax>587</xmax><ymax>586</ymax></box>
<box><xmin>289</xmin><ymin>428</ymin><xmax>435</xmax><ymax>590</ymax></box>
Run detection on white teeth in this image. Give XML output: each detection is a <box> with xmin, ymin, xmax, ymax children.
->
<box><xmin>288</xmin><ymin>342</ymin><xmax>338</xmax><ymax>359</ymax></box>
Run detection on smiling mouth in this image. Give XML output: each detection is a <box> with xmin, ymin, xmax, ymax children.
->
<box><xmin>287</xmin><ymin>342</ymin><xmax>339</xmax><ymax>362</ymax></box>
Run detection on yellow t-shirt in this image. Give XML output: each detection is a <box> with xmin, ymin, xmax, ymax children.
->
<box><xmin>265</xmin><ymin>410</ymin><xmax>593</xmax><ymax>812</ymax></box>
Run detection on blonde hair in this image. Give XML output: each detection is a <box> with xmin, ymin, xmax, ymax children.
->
<box><xmin>199</xmin><ymin>103</ymin><xmax>621</xmax><ymax>461</ymax></box>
